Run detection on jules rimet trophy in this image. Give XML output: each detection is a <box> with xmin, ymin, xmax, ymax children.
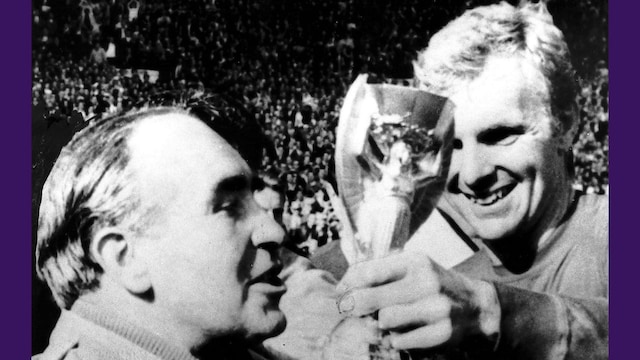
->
<box><xmin>323</xmin><ymin>74</ymin><xmax>454</xmax><ymax>360</ymax></box>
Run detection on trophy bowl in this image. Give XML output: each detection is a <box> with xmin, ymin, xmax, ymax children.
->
<box><xmin>334</xmin><ymin>74</ymin><xmax>455</xmax><ymax>264</ymax></box>
<box><xmin>324</xmin><ymin>75</ymin><xmax>454</xmax><ymax>360</ymax></box>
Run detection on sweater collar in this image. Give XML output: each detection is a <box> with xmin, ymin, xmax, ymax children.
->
<box><xmin>71</xmin><ymin>299</ymin><xmax>199</xmax><ymax>360</ymax></box>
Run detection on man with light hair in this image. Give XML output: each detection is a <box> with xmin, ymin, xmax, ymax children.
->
<box><xmin>329</xmin><ymin>2</ymin><xmax>607</xmax><ymax>359</ymax></box>
<box><xmin>34</xmin><ymin>102</ymin><xmax>288</xmax><ymax>360</ymax></box>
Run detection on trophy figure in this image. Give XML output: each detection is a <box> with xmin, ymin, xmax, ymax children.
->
<box><xmin>322</xmin><ymin>75</ymin><xmax>454</xmax><ymax>360</ymax></box>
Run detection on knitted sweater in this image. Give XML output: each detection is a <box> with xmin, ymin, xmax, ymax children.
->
<box><xmin>453</xmin><ymin>193</ymin><xmax>609</xmax><ymax>360</ymax></box>
<box><xmin>34</xmin><ymin>299</ymin><xmax>273</xmax><ymax>360</ymax></box>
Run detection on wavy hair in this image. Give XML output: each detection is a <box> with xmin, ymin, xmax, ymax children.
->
<box><xmin>413</xmin><ymin>1</ymin><xmax>578</xmax><ymax>144</ymax></box>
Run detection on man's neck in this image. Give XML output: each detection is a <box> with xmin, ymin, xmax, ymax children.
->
<box><xmin>484</xmin><ymin>185</ymin><xmax>575</xmax><ymax>274</ymax></box>
<box><xmin>72</xmin><ymin>294</ymin><xmax>200</xmax><ymax>360</ymax></box>
<box><xmin>80</xmin><ymin>287</ymin><xmax>263</xmax><ymax>360</ymax></box>
<box><xmin>81</xmin><ymin>286</ymin><xmax>207</xmax><ymax>357</ymax></box>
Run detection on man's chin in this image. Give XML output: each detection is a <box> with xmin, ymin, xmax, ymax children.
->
<box><xmin>471</xmin><ymin>219</ymin><xmax>520</xmax><ymax>243</ymax></box>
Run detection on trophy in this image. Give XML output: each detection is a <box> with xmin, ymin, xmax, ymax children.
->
<box><xmin>323</xmin><ymin>75</ymin><xmax>454</xmax><ymax>360</ymax></box>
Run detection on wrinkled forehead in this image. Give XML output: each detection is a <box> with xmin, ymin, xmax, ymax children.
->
<box><xmin>452</xmin><ymin>55</ymin><xmax>547</xmax><ymax>101</ymax></box>
<box><xmin>450</xmin><ymin>55</ymin><xmax>552</xmax><ymax>128</ymax></box>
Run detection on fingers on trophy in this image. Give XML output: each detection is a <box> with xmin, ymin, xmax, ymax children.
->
<box><xmin>324</xmin><ymin>74</ymin><xmax>454</xmax><ymax>360</ymax></box>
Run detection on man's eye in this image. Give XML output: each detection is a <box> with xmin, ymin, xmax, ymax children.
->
<box><xmin>213</xmin><ymin>199</ymin><xmax>244</xmax><ymax>217</ymax></box>
<box><xmin>480</xmin><ymin>127</ymin><xmax>524</xmax><ymax>145</ymax></box>
<box><xmin>492</xmin><ymin>134</ymin><xmax>518</xmax><ymax>145</ymax></box>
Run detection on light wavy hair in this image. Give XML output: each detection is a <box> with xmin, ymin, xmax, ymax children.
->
<box><xmin>413</xmin><ymin>1</ymin><xmax>578</xmax><ymax>144</ymax></box>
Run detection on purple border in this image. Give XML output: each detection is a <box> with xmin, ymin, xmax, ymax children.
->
<box><xmin>4</xmin><ymin>1</ymin><xmax>629</xmax><ymax>358</ymax></box>
<box><xmin>609</xmin><ymin>1</ymin><xmax>636</xmax><ymax>359</ymax></box>
<box><xmin>3</xmin><ymin>0</ymin><xmax>31</xmax><ymax>357</ymax></box>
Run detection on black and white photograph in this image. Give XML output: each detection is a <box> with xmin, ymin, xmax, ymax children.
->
<box><xmin>32</xmin><ymin>0</ymin><xmax>608</xmax><ymax>359</ymax></box>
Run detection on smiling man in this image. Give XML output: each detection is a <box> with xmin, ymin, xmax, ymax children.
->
<box><xmin>34</xmin><ymin>106</ymin><xmax>287</xmax><ymax>360</ymax></box>
<box><xmin>334</xmin><ymin>2</ymin><xmax>608</xmax><ymax>359</ymax></box>
<box><xmin>442</xmin><ymin>54</ymin><xmax>577</xmax><ymax>271</ymax></box>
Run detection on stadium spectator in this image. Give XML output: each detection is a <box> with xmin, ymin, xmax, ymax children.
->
<box><xmin>89</xmin><ymin>42</ymin><xmax>108</xmax><ymax>64</ymax></box>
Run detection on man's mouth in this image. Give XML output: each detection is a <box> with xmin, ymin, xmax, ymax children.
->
<box><xmin>463</xmin><ymin>183</ymin><xmax>516</xmax><ymax>206</ymax></box>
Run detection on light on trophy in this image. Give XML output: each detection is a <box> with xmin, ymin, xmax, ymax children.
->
<box><xmin>323</xmin><ymin>74</ymin><xmax>454</xmax><ymax>360</ymax></box>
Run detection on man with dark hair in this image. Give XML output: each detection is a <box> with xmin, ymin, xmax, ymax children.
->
<box><xmin>34</xmin><ymin>105</ymin><xmax>287</xmax><ymax>360</ymax></box>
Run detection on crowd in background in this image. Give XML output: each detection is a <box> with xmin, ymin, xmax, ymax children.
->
<box><xmin>573</xmin><ymin>67</ymin><xmax>609</xmax><ymax>195</ymax></box>
<box><xmin>32</xmin><ymin>0</ymin><xmax>609</xmax><ymax>255</ymax></box>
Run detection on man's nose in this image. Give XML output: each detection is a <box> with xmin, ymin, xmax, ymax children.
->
<box><xmin>451</xmin><ymin>143</ymin><xmax>495</xmax><ymax>192</ymax></box>
<box><xmin>251</xmin><ymin>209</ymin><xmax>286</xmax><ymax>249</ymax></box>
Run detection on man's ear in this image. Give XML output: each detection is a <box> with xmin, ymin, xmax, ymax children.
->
<box><xmin>90</xmin><ymin>227</ymin><xmax>152</xmax><ymax>295</ymax></box>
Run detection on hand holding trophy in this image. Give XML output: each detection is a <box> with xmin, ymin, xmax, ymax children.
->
<box><xmin>323</xmin><ymin>75</ymin><xmax>454</xmax><ymax>360</ymax></box>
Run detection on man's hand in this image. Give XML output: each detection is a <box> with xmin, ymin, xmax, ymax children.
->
<box><xmin>336</xmin><ymin>251</ymin><xmax>501</xmax><ymax>351</ymax></box>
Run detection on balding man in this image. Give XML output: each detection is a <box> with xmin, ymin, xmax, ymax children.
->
<box><xmin>35</xmin><ymin>105</ymin><xmax>287</xmax><ymax>360</ymax></box>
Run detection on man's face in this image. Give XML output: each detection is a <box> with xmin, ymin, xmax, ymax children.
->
<box><xmin>129</xmin><ymin>114</ymin><xmax>286</xmax><ymax>347</ymax></box>
<box><xmin>443</xmin><ymin>56</ymin><xmax>568</xmax><ymax>242</ymax></box>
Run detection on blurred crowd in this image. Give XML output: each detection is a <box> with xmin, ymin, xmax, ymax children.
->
<box><xmin>32</xmin><ymin>0</ymin><xmax>609</xmax><ymax>254</ymax></box>
<box><xmin>573</xmin><ymin>68</ymin><xmax>609</xmax><ymax>195</ymax></box>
